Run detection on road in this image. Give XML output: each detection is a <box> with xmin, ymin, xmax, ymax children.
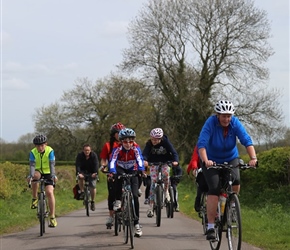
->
<box><xmin>0</xmin><ymin>198</ymin><xmax>262</xmax><ymax>250</ymax></box>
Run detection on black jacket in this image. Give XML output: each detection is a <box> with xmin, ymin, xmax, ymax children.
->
<box><xmin>142</xmin><ymin>135</ymin><xmax>179</xmax><ymax>163</ymax></box>
<box><xmin>75</xmin><ymin>151</ymin><xmax>99</xmax><ymax>175</ymax></box>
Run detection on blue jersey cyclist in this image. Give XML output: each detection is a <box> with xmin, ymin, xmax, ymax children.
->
<box><xmin>197</xmin><ymin>100</ymin><xmax>258</xmax><ymax>241</ymax></box>
<box><xmin>109</xmin><ymin>128</ymin><xmax>145</xmax><ymax>237</ymax></box>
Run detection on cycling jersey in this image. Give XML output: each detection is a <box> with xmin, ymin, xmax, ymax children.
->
<box><xmin>100</xmin><ymin>141</ymin><xmax>120</xmax><ymax>160</ymax></box>
<box><xmin>109</xmin><ymin>143</ymin><xmax>145</xmax><ymax>173</ymax></box>
<box><xmin>197</xmin><ymin>115</ymin><xmax>253</xmax><ymax>163</ymax></box>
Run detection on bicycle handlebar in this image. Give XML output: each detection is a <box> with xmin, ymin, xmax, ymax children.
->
<box><xmin>147</xmin><ymin>161</ymin><xmax>174</xmax><ymax>167</ymax></box>
<box><xmin>207</xmin><ymin>161</ymin><xmax>258</xmax><ymax>170</ymax></box>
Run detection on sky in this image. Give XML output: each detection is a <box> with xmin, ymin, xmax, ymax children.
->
<box><xmin>0</xmin><ymin>0</ymin><xmax>289</xmax><ymax>143</ymax></box>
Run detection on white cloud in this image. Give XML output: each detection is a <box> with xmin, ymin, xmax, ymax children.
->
<box><xmin>3</xmin><ymin>78</ymin><xmax>30</xmax><ymax>90</ymax></box>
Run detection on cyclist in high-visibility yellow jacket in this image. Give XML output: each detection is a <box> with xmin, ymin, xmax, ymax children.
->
<box><xmin>27</xmin><ymin>134</ymin><xmax>58</xmax><ymax>228</ymax></box>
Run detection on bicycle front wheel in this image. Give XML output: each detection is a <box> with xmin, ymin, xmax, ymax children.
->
<box><xmin>166</xmin><ymin>186</ymin><xmax>174</xmax><ymax>218</ymax></box>
<box><xmin>226</xmin><ymin>193</ymin><xmax>242</xmax><ymax>250</ymax></box>
<box><xmin>127</xmin><ymin>192</ymin><xmax>134</xmax><ymax>249</ymax></box>
<box><xmin>38</xmin><ymin>193</ymin><xmax>45</xmax><ymax>236</ymax></box>
<box><xmin>155</xmin><ymin>185</ymin><xmax>162</xmax><ymax>227</ymax></box>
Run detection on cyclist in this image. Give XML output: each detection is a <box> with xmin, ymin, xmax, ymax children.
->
<box><xmin>27</xmin><ymin>134</ymin><xmax>58</xmax><ymax>227</ymax></box>
<box><xmin>109</xmin><ymin>128</ymin><xmax>145</xmax><ymax>237</ymax></box>
<box><xmin>187</xmin><ymin>145</ymin><xmax>208</xmax><ymax>212</ymax></box>
<box><xmin>170</xmin><ymin>164</ymin><xmax>183</xmax><ymax>212</ymax></box>
<box><xmin>75</xmin><ymin>144</ymin><xmax>99</xmax><ymax>211</ymax></box>
<box><xmin>197</xmin><ymin>100</ymin><xmax>258</xmax><ymax>240</ymax></box>
<box><xmin>142</xmin><ymin>128</ymin><xmax>179</xmax><ymax>218</ymax></box>
<box><xmin>99</xmin><ymin>122</ymin><xmax>125</xmax><ymax>228</ymax></box>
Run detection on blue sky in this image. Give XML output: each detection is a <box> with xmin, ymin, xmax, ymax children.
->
<box><xmin>1</xmin><ymin>0</ymin><xmax>289</xmax><ymax>142</ymax></box>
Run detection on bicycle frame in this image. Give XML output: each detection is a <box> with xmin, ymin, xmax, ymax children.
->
<box><xmin>148</xmin><ymin>161</ymin><xmax>172</xmax><ymax>227</ymax></box>
<box><xmin>118</xmin><ymin>173</ymin><xmax>137</xmax><ymax>249</ymax></box>
<box><xmin>208</xmin><ymin>160</ymin><xmax>257</xmax><ymax>250</ymax></box>
<box><xmin>29</xmin><ymin>177</ymin><xmax>50</xmax><ymax>237</ymax></box>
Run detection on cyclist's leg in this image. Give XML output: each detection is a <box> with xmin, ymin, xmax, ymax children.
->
<box><xmin>202</xmin><ymin>165</ymin><xmax>220</xmax><ymax>237</ymax></box>
<box><xmin>147</xmin><ymin>165</ymin><xmax>157</xmax><ymax>217</ymax></box>
<box><xmin>162</xmin><ymin>165</ymin><xmax>170</xmax><ymax>200</ymax></box>
<box><xmin>130</xmin><ymin>175</ymin><xmax>140</xmax><ymax>224</ymax></box>
<box><xmin>107</xmin><ymin>178</ymin><xmax>115</xmax><ymax>218</ymax></box>
<box><xmin>89</xmin><ymin>177</ymin><xmax>96</xmax><ymax>201</ymax></box>
<box><xmin>30</xmin><ymin>171</ymin><xmax>41</xmax><ymax>208</ymax></box>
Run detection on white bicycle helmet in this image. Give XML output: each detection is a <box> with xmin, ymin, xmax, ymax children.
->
<box><xmin>150</xmin><ymin>128</ymin><xmax>164</xmax><ymax>138</ymax></box>
<box><xmin>214</xmin><ymin>100</ymin><xmax>235</xmax><ymax>114</ymax></box>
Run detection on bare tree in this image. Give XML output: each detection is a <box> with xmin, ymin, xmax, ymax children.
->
<box><xmin>119</xmin><ymin>0</ymin><xmax>284</xmax><ymax>160</ymax></box>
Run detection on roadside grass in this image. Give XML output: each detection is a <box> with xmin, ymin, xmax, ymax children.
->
<box><xmin>0</xmin><ymin>164</ymin><xmax>107</xmax><ymax>235</ymax></box>
<box><xmin>178</xmin><ymin>176</ymin><xmax>290</xmax><ymax>250</ymax></box>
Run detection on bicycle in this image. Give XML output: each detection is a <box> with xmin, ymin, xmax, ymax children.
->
<box><xmin>29</xmin><ymin>177</ymin><xmax>50</xmax><ymax>237</ymax></box>
<box><xmin>148</xmin><ymin>161</ymin><xmax>172</xmax><ymax>227</ymax></box>
<box><xmin>77</xmin><ymin>173</ymin><xmax>97</xmax><ymax>217</ymax></box>
<box><xmin>206</xmin><ymin>159</ymin><xmax>257</xmax><ymax>250</ymax></box>
<box><xmin>116</xmin><ymin>172</ymin><xmax>138</xmax><ymax>249</ymax></box>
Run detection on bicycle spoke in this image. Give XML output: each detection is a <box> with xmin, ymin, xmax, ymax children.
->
<box><xmin>226</xmin><ymin>194</ymin><xmax>242</xmax><ymax>250</ymax></box>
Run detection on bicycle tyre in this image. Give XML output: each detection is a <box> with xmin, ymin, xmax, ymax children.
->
<box><xmin>84</xmin><ymin>186</ymin><xmax>90</xmax><ymax>217</ymax></box>
<box><xmin>39</xmin><ymin>192</ymin><xmax>45</xmax><ymax>236</ymax></box>
<box><xmin>226</xmin><ymin>193</ymin><xmax>242</xmax><ymax>250</ymax></box>
<box><xmin>155</xmin><ymin>185</ymin><xmax>162</xmax><ymax>227</ymax></box>
<box><xmin>123</xmin><ymin>194</ymin><xmax>129</xmax><ymax>244</ymax></box>
<box><xmin>128</xmin><ymin>192</ymin><xmax>134</xmax><ymax>249</ymax></box>
<box><xmin>114</xmin><ymin>211</ymin><xmax>119</xmax><ymax>236</ymax></box>
<box><xmin>200</xmin><ymin>192</ymin><xmax>208</xmax><ymax>235</ymax></box>
<box><xmin>169</xmin><ymin>186</ymin><xmax>174</xmax><ymax>218</ymax></box>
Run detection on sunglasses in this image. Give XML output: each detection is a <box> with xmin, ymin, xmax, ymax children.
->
<box><xmin>122</xmin><ymin>139</ymin><xmax>134</xmax><ymax>144</ymax></box>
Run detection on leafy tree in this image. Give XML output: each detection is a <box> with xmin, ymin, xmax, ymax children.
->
<box><xmin>119</xmin><ymin>0</ymin><xmax>284</xmax><ymax>161</ymax></box>
<box><xmin>33</xmin><ymin>76</ymin><xmax>154</xmax><ymax>160</ymax></box>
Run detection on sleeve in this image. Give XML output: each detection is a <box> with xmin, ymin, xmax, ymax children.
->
<box><xmin>100</xmin><ymin>142</ymin><xmax>109</xmax><ymax>160</ymax></box>
<box><xmin>75</xmin><ymin>153</ymin><xmax>82</xmax><ymax>175</ymax></box>
<box><xmin>142</xmin><ymin>141</ymin><xmax>151</xmax><ymax>161</ymax></box>
<box><xmin>93</xmin><ymin>152</ymin><xmax>99</xmax><ymax>173</ymax></box>
<box><xmin>233</xmin><ymin>117</ymin><xmax>253</xmax><ymax>147</ymax></box>
<box><xmin>197</xmin><ymin>116</ymin><xmax>213</xmax><ymax>150</ymax></box>
<box><xmin>29</xmin><ymin>151</ymin><xmax>36</xmax><ymax>177</ymax></box>
<box><xmin>48</xmin><ymin>150</ymin><xmax>56</xmax><ymax>176</ymax></box>
<box><xmin>165</xmin><ymin>137</ymin><xmax>179</xmax><ymax>162</ymax></box>
<box><xmin>109</xmin><ymin>147</ymin><xmax>118</xmax><ymax>174</ymax></box>
<box><xmin>135</xmin><ymin>146</ymin><xmax>145</xmax><ymax>171</ymax></box>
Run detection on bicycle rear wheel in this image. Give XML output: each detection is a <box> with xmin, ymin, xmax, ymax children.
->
<box><xmin>114</xmin><ymin>212</ymin><xmax>119</xmax><ymax>236</ymax></box>
<box><xmin>200</xmin><ymin>192</ymin><xmax>208</xmax><ymax>235</ymax></box>
<box><xmin>38</xmin><ymin>193</ymin><xmax>45</xmax><ymax>236</ymax></box>
<box><xmin>84</xmin><ymin>186</ymin><xmax>90</xmax><ymax>217</ymax></box>
<box><xmin>155</xmin><ymin>185</ymin><xmax>162</xmax><ymax>227</ymax></box>
<box><xmin>226</xmin><ymin>193</ymin><xmax>242</xmax><ymax>250</ymax></box>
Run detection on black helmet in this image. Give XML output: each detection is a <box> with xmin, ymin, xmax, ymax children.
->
<box><xmin>33</xmin><ymin>134</ymin><xmax>47</xmax><ymax>145</ymax></box>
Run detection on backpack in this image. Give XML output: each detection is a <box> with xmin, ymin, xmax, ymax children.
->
<box><xmin>73</xmin><ymin>184</ymin><xmax>81</xmax><ymax>200</ymax></box>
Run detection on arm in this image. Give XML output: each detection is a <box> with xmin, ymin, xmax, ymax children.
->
<box><xmin>135</xmin><ymin>146</ymin><xmax>145</xmax><ymax>171</ymax></box>
<box><xmin>234</xmin><ymin>117</ymin><xmax>258</xmax><ymax>166</ymax></box>
<box><xmin>75</xmin><ymin>153</ymin><xmax>82</xmax><ymax>175</ymax></box>
<box><xmin>48</xmin><ymin>150</ymin><xmax>56</xmax><ymax>177</ymax></box>
<box><xmin>166</xmin><ymin>137</ymin><xmax>179</xmax><ymax>162</ymax></box>
<box><xmin>28</xmin><ymin>151</ymin><xmax>36</xmax><ymax>178</ymax></box>
<box><xmin>187</xmin><ymin>146</ymin><xmax>198</xmax><ymax>174</ymax></box>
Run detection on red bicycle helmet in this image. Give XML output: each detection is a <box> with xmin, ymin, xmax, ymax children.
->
<box><xmin>110</xmin><ymin>122</ymin><xmax>126</xmax><ymax>135</ymax></box>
